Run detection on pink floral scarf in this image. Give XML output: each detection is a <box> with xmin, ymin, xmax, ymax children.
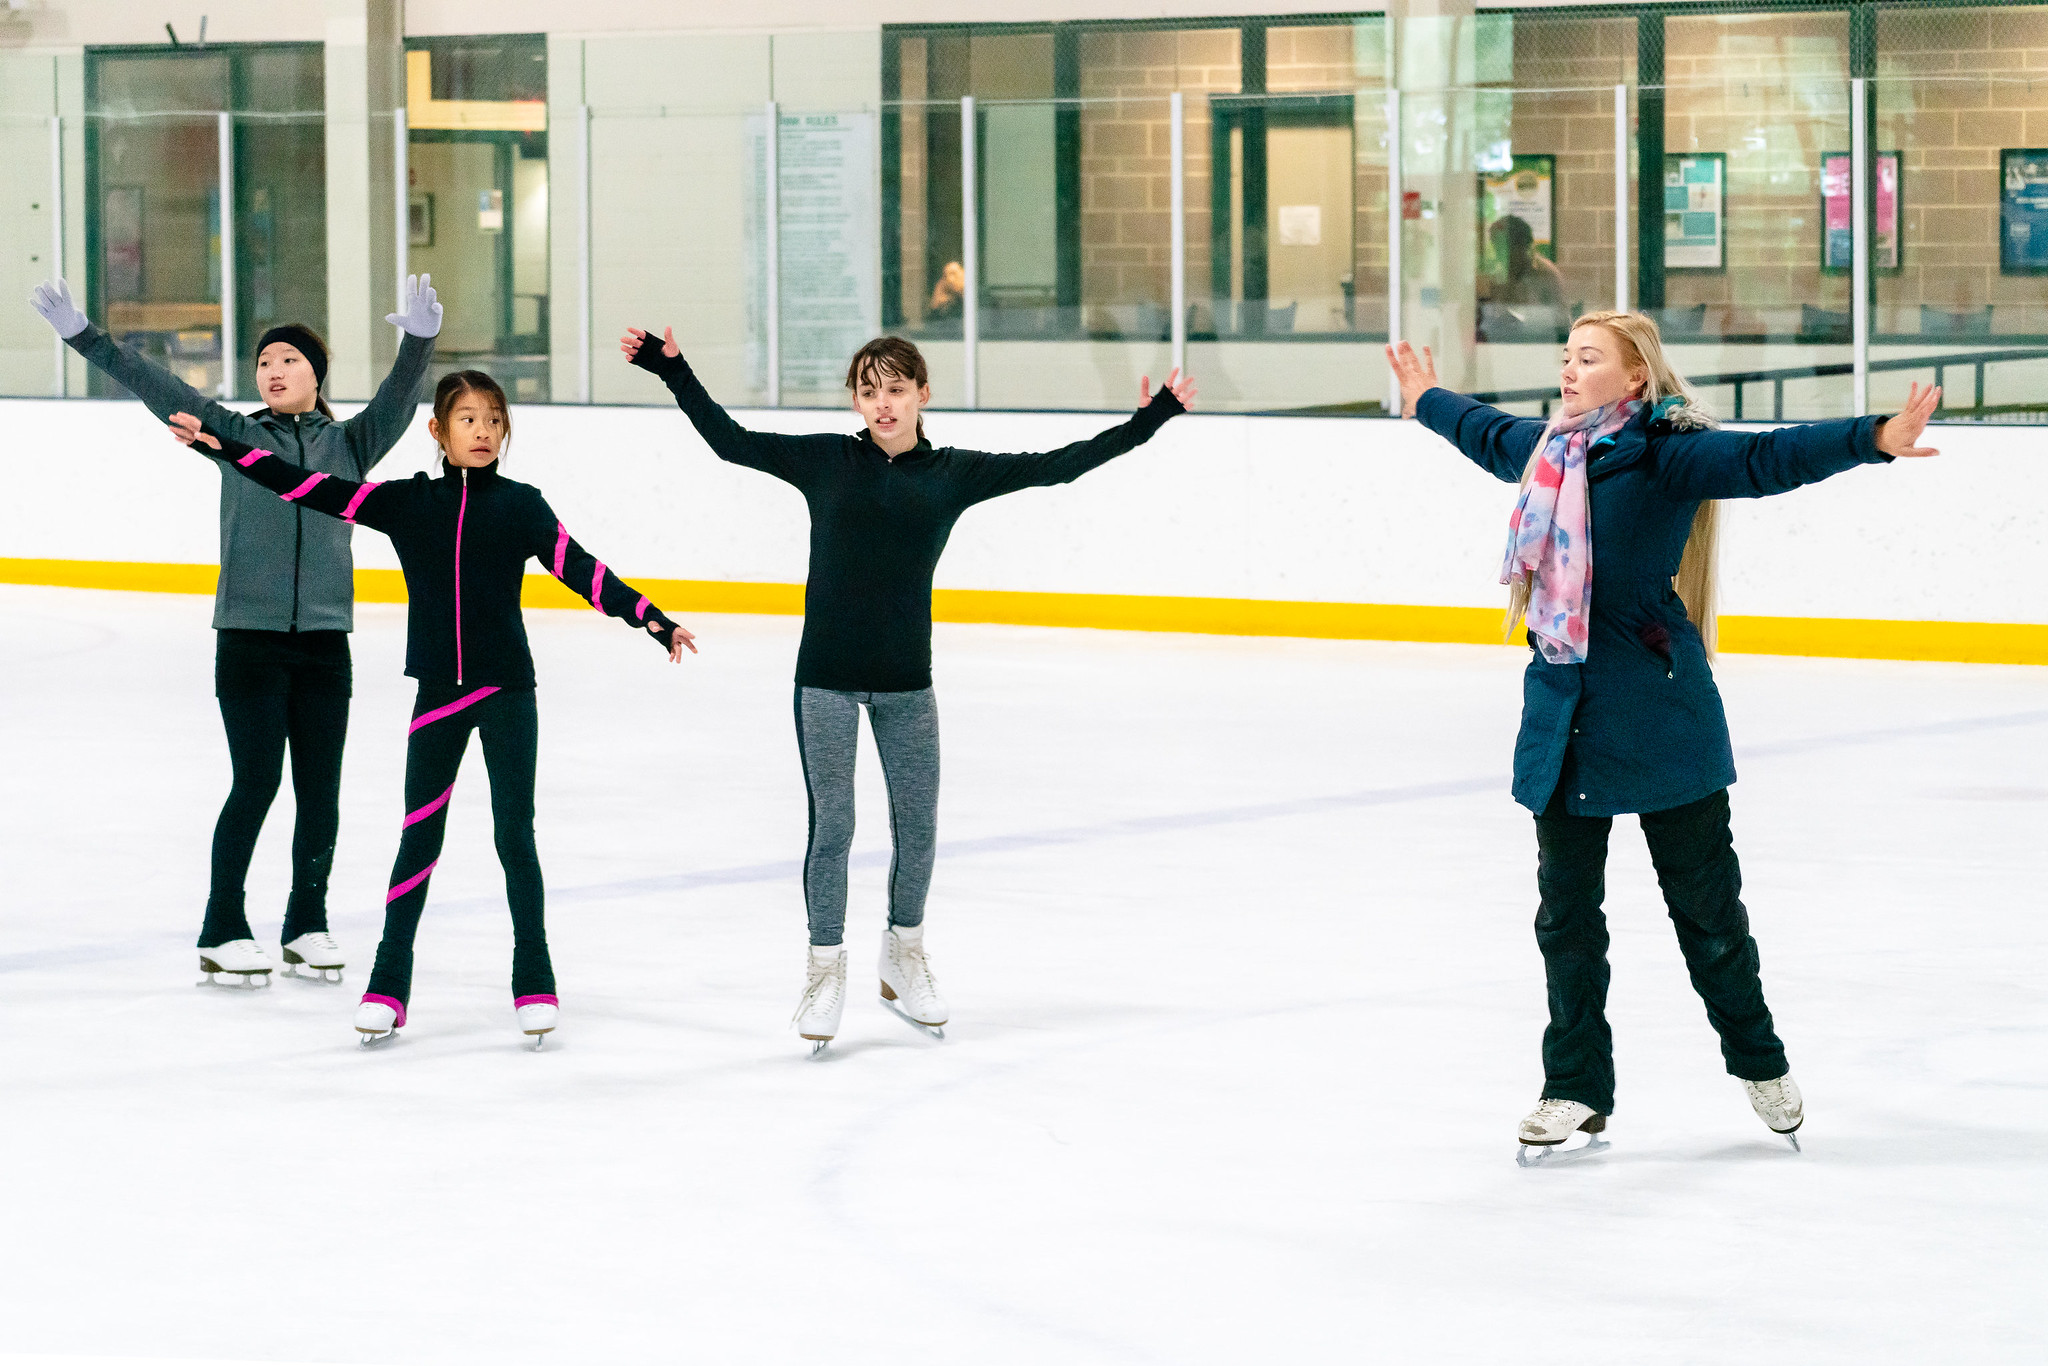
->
<box><xmin>1501</xmin><ymin>398</ymin><xmax>1642</xmax><ymax>665</ymax></box>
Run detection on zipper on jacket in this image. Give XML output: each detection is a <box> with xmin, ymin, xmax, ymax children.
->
<box><xmin>455</xmin><ymin>467</ymin><xmax>469</xmax><ymax>684</ymax></box>
<box><xmin>289</xmin><ymin>413</ymin><xmax>304</xmax><ymax>631</ymax></box>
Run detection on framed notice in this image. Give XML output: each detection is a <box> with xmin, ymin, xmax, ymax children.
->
<box><xmin>1478</xmin><ymin>154</ymin><xmax>1556</xmax><ymax>270</ymax></box>
<box><xmin>1664</xmin><ymin>153</ymin><xmax>1725</xmax><ymax>272</ymax></box>
<box><xmin>1821</xmin><ymin>152</ymin><xmax>1900</xmax><ymax>273</ymax></box>
<box><xmin>2001</xmin><ymin>149</ymin><xmax>2048</xmax><ymax>274</ymax></box>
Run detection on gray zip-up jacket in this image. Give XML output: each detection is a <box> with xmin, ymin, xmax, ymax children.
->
<box><xmin>67</xmin><ymin>324</ymin><xmax>434</xmax><ymax>632</ymax></box>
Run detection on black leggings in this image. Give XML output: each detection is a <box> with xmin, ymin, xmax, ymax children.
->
<box><xmin>363</xmin><ymin>684</ymin><xmax>550</xmax><ymax>1009</ymax></box>
<box><xmin>1532</xmin><ymin>777</ymin><xmax>1788</xmax><ymax>1115</ymax></box>
<box><xmin>200</xmin><ymin>630</ymin><xmax>351</xmax><ymax>949</ymax></box>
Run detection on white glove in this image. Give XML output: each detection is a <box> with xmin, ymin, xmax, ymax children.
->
<box><xmin>385</xmin><ymin>272</ymin><xmax>442</xmax><ymax>339</ymax></box>
<box><xmin>28</xmin><ymin>278</ymin><xmax>89</xmax><ymax>339</ymax></box>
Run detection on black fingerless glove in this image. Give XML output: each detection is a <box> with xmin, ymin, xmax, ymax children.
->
<box><xmin>649</xmin><ymin>615</ymin><xmax>683</xmax><ymax>651</ymax></box>
<box><xmin>628</xmin><ymin>330</ymin><xmax>689</xmax><ymax>378</ymax></box>
<box><xmin>209</xmin><ymin>428</ymin><xmax>260</xmax><ymax>462</ymax></box>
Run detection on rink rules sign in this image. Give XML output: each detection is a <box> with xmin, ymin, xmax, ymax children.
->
<box><xmin>746</xmin><ymin>113</ymin><xmax>882</xmax><ymax>395</ymax></box>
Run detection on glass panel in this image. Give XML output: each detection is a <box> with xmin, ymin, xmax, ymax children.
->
<box><xmin>1470</xmin><ymin>88</ymin><xmax>1629</xmax><ymax>410</ymax></box>
<box><xmin>82</xmin><ymin>46</ymin><xmax>325</xmax><ymax>402</ymax></box>
<box><xmin>589</xmin><ymin>110</ymin><xmax>767</xmax><ymax>407</ymax></box>
<box><xmin>1658</xmin><ymin>12</ymin><xmax>1852</xmax><ymax>419</ymax></box>
<box><xmin>1873</xmin><ymin>5</ymin><xmax>2048</xmax><ymax>422</ymax></box>
<box><xmin>1184</xmin><ymin>22</ymin><xmax>1388</xmax><ymax>413</ymax></box>
<box><xmin>0</xmin><ymin>112</ymin><xmax>61</xmax><ymax>396</ymax></box>
<box><xmin>87</xmin><ymin>53</ymin><xmax>232</xmax><ymax>399</ymax></box>
<box><xmin>235</xmin><ymin>47</ymin><xmax>327</xmax><ymax>370</ymax></box>
<box><xmin>405</xmin><ymin>34</ymin><xmax>550</xmax><ymax>401</ymax></box>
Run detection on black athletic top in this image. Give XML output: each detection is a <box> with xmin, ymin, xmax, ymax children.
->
<box><xmin>631</xmin><ymin>336</ymin><xmax>1184</xmax><ymax>692</ymax></box>
<box><xmin>205</xmin><ymin>427</ymin><xmax>681</xmax><ymax>690</ymax></box>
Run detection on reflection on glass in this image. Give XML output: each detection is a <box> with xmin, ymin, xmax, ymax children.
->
<box><xmin>405</xmin><ymin>33</ymin><xmax>549</xmax><ymax>401</ymax></box>
<box><xmin>85</xmin><ymin>46</ymin><xmax>325</xmax><ymax>402</ymax></box>
<box><xmin>1871</xmin><ymin>5</ymin><xmax>2048</xmax><ymax>422</ymax></box>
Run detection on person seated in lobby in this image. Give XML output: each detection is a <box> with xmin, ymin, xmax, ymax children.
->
<box><xmin>1490</xmin><ymin>215</ymin><xmax>1567</xmax><ymax>308</ymax></box>
<box><xmin>1481</xmin><ymin>215</ymin><xmax>1571</xmax><ymax>343</ymax></box>
<box><xmin>928</xmin><ymin>261</ymin><xmax>967</xmax><ymax>320</ymax></box>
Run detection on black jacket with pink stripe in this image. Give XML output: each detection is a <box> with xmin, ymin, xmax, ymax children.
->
<box><xmin>205</xmin><ymin>428</ymin><xmax>679</xmax><ymax>689</ymax></box>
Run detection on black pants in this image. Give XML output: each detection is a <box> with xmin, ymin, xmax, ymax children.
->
<box><xmin>1533</xmin><ymin>779</ymin><xmax>1788</xmax><ymax>1115</ymax></box>
<box><xmin>363</xmin><ymin>684</ymin><xmax>551</xmax><ymax>1008</ymax></box>
<box><xmin>200</xmin><ymin>629</ymin><xmax>352</xmax><ymax>949</ymax></box>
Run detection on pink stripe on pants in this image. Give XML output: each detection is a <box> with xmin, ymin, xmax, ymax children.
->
<box><xmin>403</xmin><ymin>785</ymin><xmax>455</xmax><ymax>829</ymax></box>
<box><xmin>385</xmin><ymin>861</ymin><xmax>438</xmax><ymax>904</ymax></box>
<box><xmin>408</xmin><ymin>686</ymin><xmax>500</xmax><ymax>734</ymax></box>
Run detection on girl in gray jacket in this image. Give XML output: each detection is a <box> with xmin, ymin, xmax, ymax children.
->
<box><xmin>30</xmin><ymin>276</ymin><xmax>443</xmax><ymax>988</ymax></box>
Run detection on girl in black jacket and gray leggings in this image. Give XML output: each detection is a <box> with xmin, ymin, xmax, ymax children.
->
<box><xmin>170</xmin><ymin>370</ymin><xmax>693</xmax><ymax>1049</ymax></box>
<box><xmin>30</xmin><ymin>275</ymin><xmax>441</xmax><ymax>988</ymax></box>
<box><xmin>623</xmin><ymin>326</ymin><xmax>1193</xmax><ymax>1051</ymax></box>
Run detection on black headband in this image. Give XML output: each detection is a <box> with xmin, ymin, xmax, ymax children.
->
<box><xmin>255</xmin><ymin>325</ymin><xmax>329</xmax><ymax>390</ymax></box>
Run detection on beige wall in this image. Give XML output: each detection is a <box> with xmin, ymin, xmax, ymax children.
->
<box><xmin>546</xmin><ymin>28</ymin><xmax>883</xmax><ymax>405</ymax></box>
<box><xmin>0</xmin><ymin>50</ymin><xmax>88</xmax><ymax>397</ymax></box>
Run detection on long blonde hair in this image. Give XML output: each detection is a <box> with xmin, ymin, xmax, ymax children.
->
<box><xmin>1505</xmin><ymin>310</ymin><xmax>1722</xmax><ymax>657</ymax></box>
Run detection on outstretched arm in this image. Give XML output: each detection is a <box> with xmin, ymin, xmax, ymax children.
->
<box><xmin>167</xmin><ymin>412</ymin><xmax>403</xmax><ymax>533</ymax></box>
<box><xmin>621</xmin><ymin>325</ymin><xmax>823</xmax><ymax>487</ymax></box>
<box><xmin>952</xmin><ymin>370</ymin><xmax>1194</xmax><ymax>505</ymax></box>
<box><xmin>34</xmin><ymin>278</ymin><xmax>270</xmax><ymax>453</ymax></box>
<box><xmin>1654</xmin><ymin>383</ymin><xmax>1937</xmax><ymax>501</ymax></box>
<box><xmin>1388</xmin><ymin>341</ymin><xmax>1543</xmax><ymax>484</ymax></box>
<box><xmin>531</xmin><ymin>497</ymin><xmax>696</xmax><ymax>662</ymax></box>
<box><xmin>338</xmin><ymin>273</ymin><xmax>441</xmax><ymax>476</ymax></box>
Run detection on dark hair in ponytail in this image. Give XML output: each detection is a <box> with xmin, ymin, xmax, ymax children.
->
<box><xmin>844</xmin><ymin>336</ymin><xmax>931</xmax><ymax>441</ymax></box>
<box><xmin>431</xmin><ymin>369</ymin><xmax>513</xmax><ymax>462</ymax></box>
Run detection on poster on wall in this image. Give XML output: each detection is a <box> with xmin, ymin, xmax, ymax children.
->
<box><xmin>1478</xmin><ymin>154</ymin><xmax>1556</xmax><ymax>270</ymax></box>
<box><xmin>745</xmin><ymin>112</ymin><xmax>880</xmax><ymax>393</ymax></box>
<box><xmin>1821</xmin><ymin>152</ymin><xmax>1900</xmax><ymax>273</ymax></box>
<box><xmin>1664</xmin><ymin>154</ymin><xmax>1725</xmax><ymax>271</ymax></box>
<box><xmin>2000</xmin><ymin>149</ymin><xmax>2048</xmax><ymax>274</ymax></box>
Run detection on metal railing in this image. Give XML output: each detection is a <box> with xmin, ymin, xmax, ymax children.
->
<box><xmin>1469</xmin><ymin>347</ymin><xmax>2048</xmax><ymax>422</ymax></box>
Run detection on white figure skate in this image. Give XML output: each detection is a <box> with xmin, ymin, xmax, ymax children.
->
<box><xmin>196</xmin><ymin>939</ymin><xmax>274</xmax><ymax>989</ymax></box>
<box><xmin>354</xmin><ymin>995</ymin><xmax>403</xmax><ymax>1047</ymax></box>
<box><xmin>281</xmin><ymin>932</ymin><xmax>345</xmax><ymax>984</ymax></box>
<box><xmin>515</xmin><ymin>997</ymin><xmax>558</xmax><ymax>1050</ymax></box>
<box><xmin>879</xmin><ymin>923</ymin><xmax>947</xmax><ymax>1041</ymax></box>
<box><xmin>1743</xmin><ymin>1074</ymin><xmax>1804</xmax><ymax>1151</ymax></box>
<box><xmin>794</xmin><ymin>945</ymin><xmax>848</xmax><ymax>1055</ymax></box>
<box><xmin>1516</xmin><ymin>1098</ymin><xmax>1610</xmax><ymax>1167</ymax></box>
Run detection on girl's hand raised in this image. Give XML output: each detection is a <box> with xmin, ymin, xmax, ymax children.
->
<box><xmin>650</xmin><ymin>619</ymin><xmax>698</xmax><ymax>662</ymax></box>
<box><xmin>1875</xmin><ymin>382</ymin><xmax>1942</xmax><ymax>459</ymax></box>
<box><xmin>1140</xmin><ymin>368</ymin><xmax>1198</xmax><ymax>410</ymax></box>
<box><xmin>619</xmin><ymin>325</ymin><xmax>681</xmax><ymax>362</ymax></box>
<box><xmin>1383</xmin><ymin>341</ymin><xmax>1438</xmax><ymax>419</ymax></box>
<box><xmin>168</xmin><ymin>412</ymin><xmax>221</xmax><ymax>451</ymax></box>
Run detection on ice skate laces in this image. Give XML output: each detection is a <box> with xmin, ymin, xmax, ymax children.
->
<box><xmin>894</xmin><ymin>941</ymin><xmax>937</xmax><ymax>997</ymax></box>
<box><xmin>1524</xmin><ymin>1098</ymin><xmax>1583</xmax><ymax>1133</ymax></box>
<box><xmin>794</xmin><ymin>959</ymin><xmax>843</xmax><ymax>1023</ymax></box>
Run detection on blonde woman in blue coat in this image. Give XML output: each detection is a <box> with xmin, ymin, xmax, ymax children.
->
<box><xmin>1387</xmin><ymin>311</ymin><xmax>1941</xmax><ymax>1159</ymax></box>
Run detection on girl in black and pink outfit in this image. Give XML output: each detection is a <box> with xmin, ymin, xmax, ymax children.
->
<box><xmin>170</xmin><ymin>371</ymin><xmax>693</xmax><ymax>1049</ymax></box>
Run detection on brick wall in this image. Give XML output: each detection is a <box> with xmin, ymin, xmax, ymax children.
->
<box><xmin>898</xmin><ymin>37</ymin><xmax>929</xmax><ymax>324</ymax></box>
<box><xmin>1077</xmin><ymin>28</ymin><xmax>1238</xmax><ymax>318</ymax></box>
<box><xmin>1876</xmin><ymin>5</ymin><xmax>2048</xmax><ymax>333</ymax></box>
<box><xmin>1662</xmin><ymin>12</ymin><xmax>1856</xmax><ymax>331</ymax></box>
<box><xmin>1499</xmin><ymin>18</ymin><xmax>1636</xmax><ymax>316</ymax></box>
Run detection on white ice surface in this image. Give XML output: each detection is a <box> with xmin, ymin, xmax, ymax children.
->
<box><xmin>1</xmin><ymin>585</ymin><xmax>2044</xmax><ymax>1365</ymax></box>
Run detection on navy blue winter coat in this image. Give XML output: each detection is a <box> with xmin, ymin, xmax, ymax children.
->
<box><xmin>1416</xmin><ymin>388</ymin><xmax>1891</xmax><ymax>817</ymax></box>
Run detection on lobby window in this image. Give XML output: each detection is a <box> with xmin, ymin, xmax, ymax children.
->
<box><xmin>404</xmin><ymin>33</ymin><xmax>550</xmax><ymax>400</ymax></box>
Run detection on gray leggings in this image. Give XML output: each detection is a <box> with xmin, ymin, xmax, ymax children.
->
<box><xmin>794</xmin><ymin>686</ymin><xmax>940</xmax><ymax>947</ymax></box>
